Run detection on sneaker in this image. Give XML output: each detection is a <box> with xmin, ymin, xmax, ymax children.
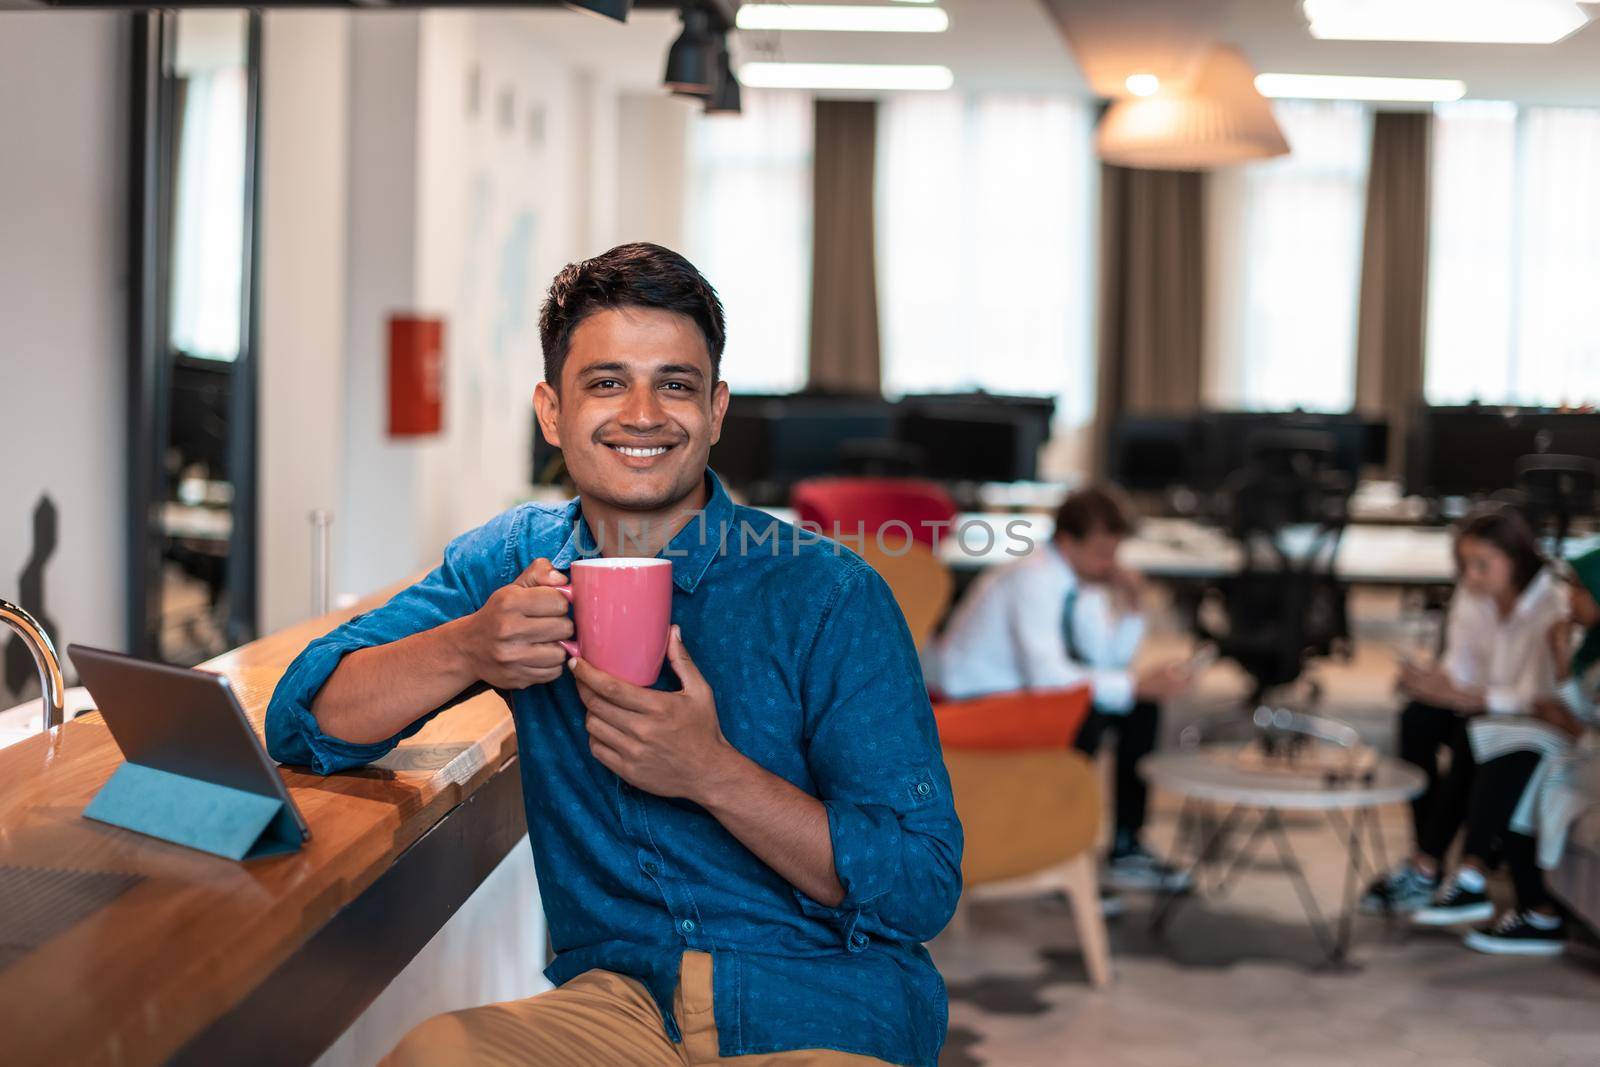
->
<box><xmin>1412</xmin><ymin>875</ymin><xmax>1495</xmax><ymax>927</ymax></box>
<box><xmin>1104</xmin><ymin>843</ymin><xmax>1193</xmax><ymax>892</ymax></box>
<box><xmin>1359</xmin><ymin>864</ymin><xmax>1437</xmax><ymax>915</ymax></box>
<box><xmin>1464</xmin><ymin>911</ymin><xmax>1567</xmax><ymax>957</ymax></box>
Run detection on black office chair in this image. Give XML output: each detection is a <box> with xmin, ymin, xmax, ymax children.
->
<box><xmin>1244</xmin><ymin>429</ymin><xmax>1353</xmax><ymax>495</ymax></box>
<box><xmin>1515</xmin><ymin>454</ymin><xmax>1599</xmax><ymax>549</ymax></box>
<box><xmin>1196</xmin><ymin>449</ymin><xmax>1353</xmax><ymax>710</ymax></box>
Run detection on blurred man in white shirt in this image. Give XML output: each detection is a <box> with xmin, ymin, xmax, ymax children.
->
<box><xmin>936</xmin><ymin>485</ymin><xmax>1193</xmax><ymax>890</ymax></box>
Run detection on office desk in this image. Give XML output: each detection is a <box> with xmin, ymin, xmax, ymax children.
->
<box><xmin>760</xmin><ymin>509</ymin><xmax>1458</xmax><ymax>587</ymax></box>
<box><xmin>1124</xmin><ymin>518</ymin><xmax>1457</xmax><ymax>587</ymax></box>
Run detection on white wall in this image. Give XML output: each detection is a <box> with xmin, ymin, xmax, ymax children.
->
<box><xmin>258</xmin><ymin>11</ymin><xmax>352</xmax><ymax>635</ymax></box>
<box><xmin>615</xmin><ymin>91</ymin><xmax>691</xmax><ymax>252</ymax></box>
<box><xmin>0</xmin><ymin>13</ymin><xmax>129</xmax><ymax>698</ymax></box>
<box><xmin>334</xmin><ymin>11</ymin><xmax>595</xmax><ymax>601</ymax></box>
<box><xmin>415</xmin><ymin>12</ymin><xmax>571</xmax><ymax>569</ymax></box>
<box><xmin>336</xmin><ymin>13</ymin><xmax>428</xmax><ymax>600</ymax></box>
<box><xmin>568</xmin><ymin>68</ymin><xmax>624</xmax><ymax>256</ymax></box>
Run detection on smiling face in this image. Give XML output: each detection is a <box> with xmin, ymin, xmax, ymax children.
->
<box><xmin>533</xmin><ymin>305</ymin><xmax>729</xmax><ymax>515</ymax></box>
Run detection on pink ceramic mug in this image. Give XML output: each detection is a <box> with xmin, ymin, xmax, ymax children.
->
<box><xmin>555</xmin><ymin>558</ymin><xmax>674</xmax><ymax>686</ymax></box>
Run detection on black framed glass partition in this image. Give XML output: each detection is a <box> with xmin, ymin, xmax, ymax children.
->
<box><xmin>127</xmin><ymin>9</ymin><xmax>261</xmax><ymax>663</ymax></box>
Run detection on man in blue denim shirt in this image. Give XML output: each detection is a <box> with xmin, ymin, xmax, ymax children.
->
<box><xmin>266</xmin><ymin>244</ymin><xmax>962</xmax><ymax>1066</ymax></box>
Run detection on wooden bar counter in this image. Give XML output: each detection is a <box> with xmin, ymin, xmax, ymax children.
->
<box><xmin>0</xmin><ymin>588</ymin><xmax>529</xmax><ymax>1066</ymax></box>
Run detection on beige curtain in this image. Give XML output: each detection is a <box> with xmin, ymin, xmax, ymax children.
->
<box><xmin>1093</xmin><ymin>164</ymin><xmax>1205</xmax><ymax>473</ymax></box>
<box><xmin>1355</xmin><ymin>111</ymin><xmax>1431</xmax><ymax>475</ymax></box>
<box><xmin>808</xmin><ymin>99</ymin><xmax>882</xmax><ymax>393</ymax></box>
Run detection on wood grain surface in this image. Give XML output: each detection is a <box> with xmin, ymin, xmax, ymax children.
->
<box><xmin>0</xmin><ymin>584</ymin><xmax>518</xmax><ymax>1066</ymax></box>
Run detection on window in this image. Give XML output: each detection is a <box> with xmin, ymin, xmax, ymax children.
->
<box><xmin>875</xmin><ymin>93</ymin><xmax>1097</xmax><ymax>427</ymax></box>
<box><xmin>1205</xmin><ymin>101</ymin><xmax>1371</xmax><ymax>411</ymax></box>
<box><xmin>169</xmin><ymin>63</ymin><xmax>248</xmax><ymax>362</ymax></box>
<box><xmin>684</xmin><ymin>89</ymin><xmax>813</xmax><ymax>394</ymax></box>
<box><xmin>1427</xmin><ymin>102</ymin><xmax>1600</xmax><ymax>406</ymax></box>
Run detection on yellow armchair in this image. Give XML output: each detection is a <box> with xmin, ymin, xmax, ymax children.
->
<box><xmin>943</xmin><ymin>747</ymin><xmax>1111</xmax><ymax>987</ymax></box>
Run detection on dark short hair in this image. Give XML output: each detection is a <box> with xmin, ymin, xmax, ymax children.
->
<box><xmin>1455</xmin><ymin>505</ymin><xmax>1545</xmax><ymax>593</ymax></box>
<box><xmin>1054</xmin><ymin>483</ymin><xmax>1136</xmax><ymax>541</ymax></box>
<box><xmin>538</xmin><ymin>242</ymin><xmax>726</xmax><ymax>387</ymax></box>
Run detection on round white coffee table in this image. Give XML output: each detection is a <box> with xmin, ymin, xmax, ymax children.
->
<box><xmin>1139</xmin><ymin>747</ymin><xmax>1427</xmax><ymax>968</ymax></box>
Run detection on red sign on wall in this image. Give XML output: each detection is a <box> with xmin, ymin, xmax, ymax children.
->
<box><xmin>388</xmin><ymin>315</ymin><xmax>445</xmax><ymax>437</ymax></box>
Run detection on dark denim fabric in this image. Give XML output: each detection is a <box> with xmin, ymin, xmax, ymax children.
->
<box><xmin>266</xmin><ymin>471</ymin><xmax>963</xmax><ymax>1065</ymax></box>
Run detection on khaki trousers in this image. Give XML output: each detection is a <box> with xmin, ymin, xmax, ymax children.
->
<box><xmin>380</xmin><ymin>951</ymin><xmax>890</xmax><ymax>1066</ymax></box>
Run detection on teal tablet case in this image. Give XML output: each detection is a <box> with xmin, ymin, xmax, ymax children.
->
<box><xmin>84</xmin><ymin>762</ymin><xmax>303</xmax><ymax>861</ymax></box>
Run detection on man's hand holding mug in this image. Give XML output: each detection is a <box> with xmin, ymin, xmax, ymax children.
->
<box><xmin>454</xmin><ymin>558</ymin><xmax>574</xmax><ymax>689</ymax></box>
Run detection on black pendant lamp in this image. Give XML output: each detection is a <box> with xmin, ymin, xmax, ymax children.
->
<box><xmin>567</xmin><ymin>0</ymin><xmax>632</xmax><ymax>20</ymax></box>
<box><xmin>704</xmin><ymin>46</ymin><xmax>741</xmax><ymax>114</ymax></box>
<box><xmin>664</xmin><ymin>6</ymin><xmax>718</xmax><ymax>95</ymax></box>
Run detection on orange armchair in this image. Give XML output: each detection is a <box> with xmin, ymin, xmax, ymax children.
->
<box><xmin>934</xmin><ymin>688</ymin><xmax>1111</xmax><ymax>988</ymax></box>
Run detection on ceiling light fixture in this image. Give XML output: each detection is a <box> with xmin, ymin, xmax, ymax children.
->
<box><xmin>738</xmin><ymin>62</ymin><xmax>955</xmax><ymax>91</ymax></box>
<box><xmin>1096</xmin><ymin>45</ymin><xmax>1289</xmax><ymax>170</ymax></box>
<box><xmin>1125</xmin><ymin>73</ymin><xmax>1160</xmax><ymax>97</ymax></box>
<box><xmin>663</xmin><ymin>7</ymin><xmax>719</xmax><ymax>95</ymax></box>
<box><xmin>736</xmin><ymin>4</ymin><xmax>949</xmax><ymax>33</ymax></box>
<box><xmin>1254</xmin><ymin>72</ymin><xmax>1467</xmax><ymax>102</ymax></box>
<box><xmin>566</xmin><ymin>0</ymin><xmax>633</xmax><ymax>21</ymax></box>
<box><xmin>704</xmin><ymin>45</ymin><xmax>742</xmax><ymax>114</ymax></box>
<box><xmin>1303</xmin><ymin>0</ymin><xmax>1591</xmax><ymax>44</ymax></box>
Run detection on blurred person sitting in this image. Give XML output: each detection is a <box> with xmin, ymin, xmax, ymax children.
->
<box><xmin>1362</xmin><ymin>508</ymin><xmax>1567</xmax><ymax>917</ymax></box>
<box><xmin>935</xmin><ymin>484</ymin><xmax>1194</xmax><ymax>891</ymax></box>
<box><xmin>1444</xmin><ymin>549</ymin><xmax>1600</xmax><ymax>956</ymax></box>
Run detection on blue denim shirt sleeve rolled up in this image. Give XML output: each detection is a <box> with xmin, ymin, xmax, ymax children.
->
<box><xmin>794</xmin><ymin>558</ymin><xmax>963</xmax><ymax>946</ymax></box>
<box><xmin>265</xmin><ymin>508</ymin><xmax>520</xmax><ymax>775</ymax></box>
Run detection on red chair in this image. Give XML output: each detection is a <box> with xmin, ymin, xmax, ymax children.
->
<box><xmin>933</xmin><ymin>686</ymin><xmax>1093</xmax><ymax>751</ymax></box>
<box><xmin>789</xmin><ymin>477</ymin><xmax>958</xmax><ymax>549</ymax></box>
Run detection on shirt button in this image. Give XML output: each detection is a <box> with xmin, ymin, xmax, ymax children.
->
<box><xmin>679</xmin><ymin>918</ymin><xmax>697</xmax><ymax>935</ymax></box>
<box><xmin>850</xmin><ymin>932</ymin><xmax>868</xmax><ymax>948</ymax></box>
<box><xmin>915</xmin><ymin>782</ymin><xmax>931</xmax><ymax>797</ymax></box>
<box><xmin>642</xmin><ymin>860</ymin><xmax>659</xmax><ymax>876</ymax></box>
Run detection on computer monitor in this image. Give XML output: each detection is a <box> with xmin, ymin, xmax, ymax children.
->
<box><xmin>1410</xmin><ymin>406</ymin><xmax>1600</xmax><ymax>499</ymax></box>
<box><xmin>706</xmin><ymin>394</ymin><xmax>899</xmax><ymax>495</ymax></box>
<box><xmin>896</xmin><ymin>409</ymin><xmax>1032</xmax><ymax>483</ymax></box>
<box><xmin>1361</xmin><ymin>418</ymin><xmax>1391</xmax><ymax>469</ymax></box>
<box><xmin>706</xmin><ymin>401</ymin><xmax>775</xmax><ymax>488</ymax></box>
<box><xmin>1197</xmin><ymin>411</ymin><xmax>1369</xmax><ymax>492</ymax></box>
<box><xmin>1524</xmin><ymin>410</ymin><xmax>1600</xmax><ymax>461</ymax></box>
<box><xmin>1107</xmin><ymin>414</ymin><xmax>1201</xmax><ymax>491</ymax></box>
<box><xmin>897</xmin><ymin>393</ymin><xmax>1053</xmax><ymax>483</ymax></box>
<box><xmin>169</xmin><ymin>356</ymin><xmax>234</xmax><ymax>481</ymax></box>
<box><xmin>766</xmin><ymin>409</ymin><xmax>899</xmax><ymax>481</ymax></box>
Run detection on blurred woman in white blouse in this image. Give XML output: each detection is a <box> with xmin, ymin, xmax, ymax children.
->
<box><xmin>1440</xmin><ymin>549</ymin><xmax>1600</xmax><ymax>956</ymax></box>
<box><xmin>1362</xmin><ymin>508</ymin><xmax>1567</xmax><ymax>919</ymax></box>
